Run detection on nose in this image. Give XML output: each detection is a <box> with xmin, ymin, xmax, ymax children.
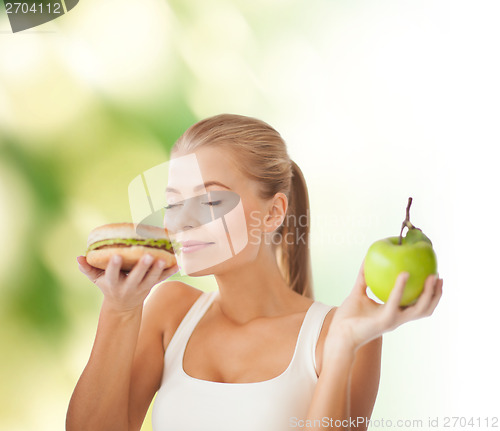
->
<box><xmin>165</xmin><ymin>197</ymin><xmax>209</xmax><ymax>234</ymax></box>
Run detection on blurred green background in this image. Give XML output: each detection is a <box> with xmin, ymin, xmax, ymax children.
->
<box><xmin>1</xmin><ymin>0</ymin><xmax>499</xmax><ymax>430</ymax></box>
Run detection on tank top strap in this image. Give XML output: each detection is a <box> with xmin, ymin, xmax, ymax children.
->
<box><xmin>290</xmin><ymin>301</ymin><xmax>335</xmax><ymax>377</ymax></box>
<box><xmin>164</xmin><ymin>290</ymin><xmax>218</xmax><ymax>369</ymax></box>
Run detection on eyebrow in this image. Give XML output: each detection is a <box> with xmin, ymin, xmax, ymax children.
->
<box><xmin>165</xmin><ymin>181</ymin><xmax>232</xmax><ymax>194</ymax></box>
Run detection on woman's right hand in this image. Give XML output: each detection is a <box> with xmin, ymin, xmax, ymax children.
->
<box><xmin>76</xmin><ymin>254</ymin><xmax>179</xmax><ymax>312</ymax></box>
<box><xmin>325</xmin><ymin>259</ymin><xmax>442</xmax><ymax>354</ymax></box>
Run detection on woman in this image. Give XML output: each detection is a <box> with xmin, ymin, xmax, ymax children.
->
<box><xmin>67</xmin><ymin>114</ymin><xmax>443</xmax><ymax>431</ymax></box>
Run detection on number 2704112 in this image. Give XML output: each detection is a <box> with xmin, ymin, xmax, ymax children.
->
<box><xmin>5</xmin><ymin>2</ymin><xmax>62</xmax><ymax>14</ymax></box>
<box><xmin>443</xmin><ymin>417</ymin><xmax>498</xmax><ymax>428</ymax></box>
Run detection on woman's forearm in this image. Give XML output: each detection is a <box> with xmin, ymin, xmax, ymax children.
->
<box><xmin>66</xmin><ymin>301</ymin><xmax>143</xmax><ymax>431</ymax></box>
<box><xmin>305</xmin><ymin>338</ymin><xmax>357</xmax><ymax>430</ymax></box>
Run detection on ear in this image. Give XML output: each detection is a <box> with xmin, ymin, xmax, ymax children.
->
<box><xmin>263</xmin><ymin>192</ymin><xmax>288</xmax><ymax>233</ymax></box>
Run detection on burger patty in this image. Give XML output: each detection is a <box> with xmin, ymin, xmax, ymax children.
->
<box><xmin>92</xmin><ymin>244</ymin><xmax>175</xmax><ymax>253</ymax></box>
<box><xmin>87</xmin><ymin>238</ymin><xmax>176</xmax><ymax>253</ymax></box>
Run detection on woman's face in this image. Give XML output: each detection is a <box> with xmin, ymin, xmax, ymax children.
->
<box><xmin>164</xmin><ymin>146</ymin><xmax>273</xmax><ymax>277</ymax></box>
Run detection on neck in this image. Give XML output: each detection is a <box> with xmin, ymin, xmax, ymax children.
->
<box><xmin>213</xmin><ymin>244</ymin><xmax>303</xmax><ymax>325</ymax></box>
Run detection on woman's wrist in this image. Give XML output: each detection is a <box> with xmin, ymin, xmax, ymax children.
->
<box><xmin>320</xmin><ymin>334</ymin><xmax>357</xmax><ymax>382</ymax></box>
<box><xmin>324</xmin><ymin>323</ymin><xmax>359</xmax><ymax>359</ymax></box>
<box><xmin>100</xmin><ymin>299</ymin><xmax>144</xmax><ymax>319</ymax></box>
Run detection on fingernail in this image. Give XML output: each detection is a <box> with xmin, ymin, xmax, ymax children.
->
<box><xmin>143</xmin><ymin>254</ymin><xmax>153</xmax><ymax>264</ymax></box>
<box><xmin>113</xmin><ymin>255</ymin><xmax>121</xmax><ymax>264</ymax></box>
<box><xmin>157</xmin><ymin>260</ymin><xmax>166</xmax><ymax>269</ymax></box>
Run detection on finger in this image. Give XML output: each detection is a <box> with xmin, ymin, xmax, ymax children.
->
<box><xmin>126</xmin><ymin>254</ymin><xmax>155</xmax><ymax>286</ymax></box>
<box><xmin>76</xmin><ymin>255</ymin><xmax>87</xmax><ymax>267</ymax></box>
<box><xmin>77</xmin><ymin>256</ymin><xmax>103</xmax><ymax>281</ymax></box>
<box><xmin>157</xmin><ymin>264</ymin><xmax>180</xmax><ymax>283</ymax></box>
<box><xmin>403</xmin><ymin>274</ymin><xmax>439</xmax><ymax>319</ymax></box>
<box><xmin>385</xmin><ymin>272</ymin><xmax>410</xmax><ymax>312</ymax></box>
<box><xmin>77</xmin><ymin>255</ymin><xmax>95</xmax><ymax>272</ymax></box>
<box><xmin>353</xmin><ymin>258</ymin><xmax>367</xmax><ymax>295</ymax></box>
<box><xmin>423</xmin><ymin>278</ymin><xmax>443</xmax><ymax>317</ymax></box>
<box><xmin>140</xmin><ymin>259</ymin><xmax>167</xmax><ymax>288</ymax></box>
<box><xmin>104</xmin><ymin>254</ymin><xmax>123</xmax><ymax>285</ymax></box>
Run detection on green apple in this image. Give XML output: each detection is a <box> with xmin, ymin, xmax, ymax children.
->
<box><xmin>364</xmin><ymin>198</ymin><xmax>438</xmax><ymax>306</ymax></box>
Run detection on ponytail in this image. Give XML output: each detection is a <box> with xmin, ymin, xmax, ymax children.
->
<box><xmin>276</xmin><ymin>161</ymin><xmax>314</xmax><ymax>299</ymax></box>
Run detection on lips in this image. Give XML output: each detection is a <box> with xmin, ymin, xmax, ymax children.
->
<box><xmin>179</xmin><ymin>240</ymin><xmax>215</xmax><ymax>254</ymax></box>
<box><xmin>181</xmin><ymin>240</ymin><xmax>214</xmax><ymax>248</ymax></box>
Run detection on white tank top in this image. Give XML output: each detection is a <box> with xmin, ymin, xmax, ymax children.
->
<box><xmin>152</xmin><ymin>290</ymin><xmax>334</xmax><ymax>431</ymax></box>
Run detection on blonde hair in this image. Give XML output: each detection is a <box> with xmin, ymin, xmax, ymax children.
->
<box><xmin>172</xmin><ymin>114</ymin><xmax>314</xmax><ymax>299</ymax></box>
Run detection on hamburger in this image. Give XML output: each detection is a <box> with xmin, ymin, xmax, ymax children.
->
<box><xmin>86</xmin><ymin>223</ymin><xmax>177</xmax><ymax>271</ymax></box>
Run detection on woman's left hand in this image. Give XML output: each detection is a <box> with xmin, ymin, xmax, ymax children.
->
<box><xmin>326</xmin><ymin>259</ymin><xmax>443</xmax><ymax>353</ymax></box>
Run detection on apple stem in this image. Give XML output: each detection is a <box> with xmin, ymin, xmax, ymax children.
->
<box><xmin>399</xmin><ymin>197</ymin><xmax>418</xmax><ymax>245</ymax></box>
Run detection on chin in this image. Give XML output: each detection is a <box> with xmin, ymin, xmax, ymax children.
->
<box><xmin>183</xmin><ymin>249</ymin><xmax>254</xmax><ymax>278</ymax></box>
<box><xmin>181</xmin><ymin>266</ymin><xmax>215</xmax><ymax>277</ymax></box>
<box><xmin>181</xmin><ymin>260</ymin><xmax>229</xmax><ymax>277</ymax></box>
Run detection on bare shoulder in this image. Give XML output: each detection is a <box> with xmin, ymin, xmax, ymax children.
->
<box><xmin>143</xmin><ymin>280</ymin><xmax>205</xmax><ymax>350</ymax></box>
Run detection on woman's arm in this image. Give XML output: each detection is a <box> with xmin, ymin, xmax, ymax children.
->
<box><xmin>66</xmin><ymin>302</ymin><xmax>144</xmax><ymax>431</ymax></box>
<box><xmin>348</xmin><ymin>336</ymin><xmax>382</xmax><ymax>431</ymax></box>
<box><xmin>66</xmin><ymin>254</ymin><xmax>178</xmax><ymax>431</ymax></box>
<box><xmin>305</xmin><ymin>261</ymin><xmax>442</xmax><ymax>430</ymax></box>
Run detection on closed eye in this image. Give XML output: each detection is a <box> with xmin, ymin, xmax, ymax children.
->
<box><xmin>202</xmin><ymin>200</ymin><xmax>222</xmax><ymax>206</ymax></box>
<box><xmin>164</xmin><ymin>203</ymin><xmax>182</xmax><ymax>210</ymax></box>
